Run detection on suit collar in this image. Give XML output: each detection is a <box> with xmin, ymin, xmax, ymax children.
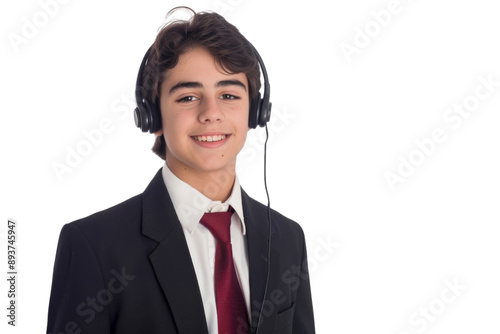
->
<box><xmin>241</xmin><ymin>189</ymin><xmax>276</xmax><ymax>238</ymax></box>
<box><xmin>141</xmin><ymin>169</ymin><xmax>177</xmax><ymax>242</ymax></box>
<box><xmin>141</xmin><ymin>169</ymin><xmax>209</xmax><ymax>334</ymax></box>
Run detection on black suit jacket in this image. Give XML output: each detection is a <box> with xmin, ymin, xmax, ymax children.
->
<box><xmin>47</xmin><ymin>170</ymin><xmax>315</xmax><ymax>333</ymax></box>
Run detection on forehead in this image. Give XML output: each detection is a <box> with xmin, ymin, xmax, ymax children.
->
<box><xmin>161</xmin><ymin>47</ymin><xmax>248</xmax><ymax>89</ymax></box>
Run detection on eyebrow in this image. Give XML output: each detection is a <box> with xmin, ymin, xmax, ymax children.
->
<box><xmin>216</xmin><ymin>80</ymin><xmax>247</xmax><ymax>91</ymax></box>
<box><xmin>168</xmin><ymin>80</ymin><xmax>247</xmax><ymax>95</ymax></box>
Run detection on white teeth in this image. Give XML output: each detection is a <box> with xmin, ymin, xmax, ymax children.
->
<box><xmin>194</xmin><ymin>135</ymin><xmax>227</xmax><ymax>142</ymax></box>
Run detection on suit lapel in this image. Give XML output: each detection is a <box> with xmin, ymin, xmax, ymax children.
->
<box><xmin>242</xmin><ymin>190</ymin><xmax>280</xmax><ymax>333</ymax></box>
<box><xmin>142</xmin><ymin>170</ymin><xmax>208</xmax><ymax>334</ymax></box>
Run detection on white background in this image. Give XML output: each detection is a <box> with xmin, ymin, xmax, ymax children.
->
<box><xmin>1</xmin><ymin>0</ymin><xmax>500</xmax><ymax>333</ymax></box>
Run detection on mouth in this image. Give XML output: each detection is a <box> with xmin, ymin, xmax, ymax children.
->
<box><xmin>191</xmin><ymin>134</ymin><xmax>228</xmax><ymax>142</ymax></box>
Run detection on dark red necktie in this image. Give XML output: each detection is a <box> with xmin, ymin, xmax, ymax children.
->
<box><xmin>200</xmin><ymin>208</ymin><xmax>249</xmax><ymax>334</ymax></box>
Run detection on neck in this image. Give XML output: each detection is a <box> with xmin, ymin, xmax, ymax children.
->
<box><xmin>166</xmin><ymin>160</ymin><xmax>236</xmax><ymax>202</ymax></box>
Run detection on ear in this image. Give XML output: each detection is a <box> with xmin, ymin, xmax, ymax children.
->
<box><xmin>154</xmin><ymin>129</ymin><xmax>163</xmax><ymax>136</ymax></box>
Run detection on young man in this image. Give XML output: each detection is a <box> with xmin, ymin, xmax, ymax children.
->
<box><xmin>47</xmin><ymin>8</ymin><xmax>315</xmax><ymax>334</ymax></box>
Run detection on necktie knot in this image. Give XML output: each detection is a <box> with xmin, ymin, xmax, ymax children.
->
<box><xmin>199</xmin><ymin>209</ymin><xmax>233</xmax><ymax>244</ymax></box>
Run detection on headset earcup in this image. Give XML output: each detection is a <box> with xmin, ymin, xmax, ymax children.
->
<box><xmin>134</xmin><ymin>106</ymin><xmax>143</xmax><ymax>130</ymax></box>
<box><xmin>134</xmin><ymin>102</ymin><xmax>150</xmax><ymax>132</ymax></box>
<box><xmin>248</xmin><ymin>93</ymin><xmax>261</xmax><ymax>129</ymax></box>
<box><xmin>259</xmin><ymin>100</ymin><xmax>271</xmax><ymax>127</ymax></box>
<box><xmin>134</xmin><ymin>99</ymin><xmax>162</xmax><ymax>133</ymax></box>
<box><xmin>148</xmin><ymin>99</ymin><xmax>162</xmax><ymax>133</ymax></box>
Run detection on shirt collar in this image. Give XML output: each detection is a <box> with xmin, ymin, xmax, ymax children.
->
<box><xmin>161</xmin><ymin>163</ymin><xmax>246</xmax><ymax>235</ymax></box>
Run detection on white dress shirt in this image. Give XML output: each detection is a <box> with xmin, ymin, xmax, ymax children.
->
<box><xmin>161</xmin><ymin>164</ymin><xmax>250</xmax><ymax>333</ymax></box>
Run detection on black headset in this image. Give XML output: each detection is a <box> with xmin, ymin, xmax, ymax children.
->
<box><xmin>134</xmin><ymin>44</ymin><xmax>272</xmax><ymax>132</ymax></box>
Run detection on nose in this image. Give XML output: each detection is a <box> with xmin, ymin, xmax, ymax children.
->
<box><xmin>198</xmin><ymin>96</ymin><xmax>224</xmax><ymax>123</ymax></box>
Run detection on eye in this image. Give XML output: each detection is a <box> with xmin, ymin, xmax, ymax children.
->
<box><xmin>220</xmin><ymin>94</ymin><xmax>240</xmax><ymax>100</ymax></box>
<box><xmin>176</xmin><ymin>96</ymin><xmax>199</xmax><ymax>103</ymax></box>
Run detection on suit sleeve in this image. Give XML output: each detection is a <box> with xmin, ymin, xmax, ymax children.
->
<box><xmin>47</xmin><ymin>223</ymin><xmax>111</xmax><ymax>334</ymax></box>
<box><xmin>293</xmin><ymin>230</ymin><xmax>316</xmax><ymax>333</ymax></box>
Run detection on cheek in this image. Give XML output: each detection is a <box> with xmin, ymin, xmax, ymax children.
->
<box><xmin>237</xmin><ymin>104</ymin><xmax>250</xmax><ymax>129</ymax></box>
<box><xmin>239</xmin><ymin>131</ymin><xmax>248</xmax><ymax>149</ymax></box>
<box><xmin>234</xmin><ymin>120</ymin><xmax>249</xmax><ymax>150</ymax></box>
<box><xmin>161</xmin><ymin>110</ymin><xmax>186</xmax><ymax>145</ymax></box>
<box><xmin>160</xmin><ymin>104</ymin><xmax>177</xmax><ymax>126</ymax></box>
<box><xmin>161</xmin><ymin>102</ymin><xmax>188</xmax><ymax>131</ymax></box>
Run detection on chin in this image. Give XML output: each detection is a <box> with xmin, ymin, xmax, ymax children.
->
<box><xmin>196</xmin><ymin>160</ymin><xmax>236</xmax><ymax>174</ymax></box>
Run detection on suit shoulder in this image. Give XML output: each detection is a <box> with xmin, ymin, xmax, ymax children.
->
<box><xmin>243</xmin><ymin>190</ymin><xmax>305</xmax><ymax>237</ymax></box>
<box><xmin>68</xmin><ymin>194</ymin><xmax>142</xmax><ymax>235</ymax></box>
<box><xmin>270</xmin><ymin>206</ymin><xmax>305</xmax><ymax>240</ymax></box>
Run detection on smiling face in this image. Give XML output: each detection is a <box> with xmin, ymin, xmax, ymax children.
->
<box><xmin>155</xmin><ymin>46</ymin><xmax>250</xmax><ymax>191</ymax></box>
